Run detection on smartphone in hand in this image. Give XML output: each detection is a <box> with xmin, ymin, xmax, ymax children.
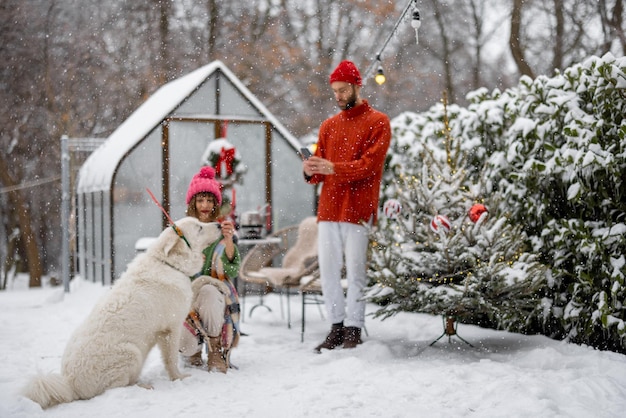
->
<box><xmin>299</xmin><ymin>147</ymin><xmax>312</xmax><ymax>160</ymax></box>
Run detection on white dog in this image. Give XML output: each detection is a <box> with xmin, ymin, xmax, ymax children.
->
<box><xmin>23</xmin><ymin>216</ymin><xmax>221</xmax><ymax>409</ymax></box>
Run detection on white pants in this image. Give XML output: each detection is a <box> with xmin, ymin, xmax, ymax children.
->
<box><xmin>318</xmin><ymin>221</ymin><xmax>369</xmax><ymax>328</ymax></box>
<box><xmin>195</xmin><ymin>284</ymin><xmax>226</xmax><ymax>337</ymax></box>
<box><xmin>179</xmin><ymin>284</ymin><xmax>225</xmax><ymax>356</ymax></box>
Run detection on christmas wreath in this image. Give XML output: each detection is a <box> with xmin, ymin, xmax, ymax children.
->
<box><xmin>201</xmin><ymin>137</ymin><xmax>246</xmax><ymax>188</ymax></box>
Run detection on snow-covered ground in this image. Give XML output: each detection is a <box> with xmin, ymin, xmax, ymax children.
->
<box><xmin>1</xmin><ymin>275</ymin><xmax>626</xmax><ymax>417</ymax></box>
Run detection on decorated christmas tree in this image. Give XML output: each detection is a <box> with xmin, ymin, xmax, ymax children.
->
<box><xmin>367</xmin><ymin>93</ymin><xmax>548</xmax><ymax>335</ymax></box>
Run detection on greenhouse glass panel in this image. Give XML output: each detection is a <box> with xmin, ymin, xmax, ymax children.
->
<box><xmin>93</xmin><ymin>191</ymin><xmax>103</xmax><ymax>284</ymax></box>
<box><xmin>224</xmin><ymin>123</ymin><xmax>266</xmax><ymax>215</ymax></box>
<box><xmin>113</xmin><ymin>129</ymin><xmax>162</xmax><ymax>279</ymax></box>
<box><xmin>271</xmin><ymin>129</ymin><xmax>316</xmax><ymax>230</ymax></box>
<box><xmin>220</xmin><ymin>80</ymin><xmax>262</xmax><ymax>118</ymax></box>
<box><xmin>168</xmin><ymin>121</ymin><xmax>216</xmax><ymax>219</ymax></box>
<box><xmin>176</xmin><ymin>76</ymin><xmax>217</xmax><ymax>115</ymax></box>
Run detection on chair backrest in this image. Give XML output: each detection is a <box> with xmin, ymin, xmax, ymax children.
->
<box><xmin>240</xmin><ymin>240</ymin><xmax>281</xmax><ymax>275</ymax></box>
<box><xmin>281</xmin><ymin>216</ymin><xmax>318</xmax><ymax>269</ymax></box>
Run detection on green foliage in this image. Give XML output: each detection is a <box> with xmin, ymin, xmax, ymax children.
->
<box><xmin>373</xmin><ymin>53</ymin><xmax>626</xmax><ymax>352</ymax></box>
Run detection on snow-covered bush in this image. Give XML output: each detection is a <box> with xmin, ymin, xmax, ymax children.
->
<box><xmin>372</xmin><ymin>53</ymin><xmax>626</xmax><ymax>352</ymax></box>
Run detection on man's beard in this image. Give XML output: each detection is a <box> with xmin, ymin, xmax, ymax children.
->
<box><xmin>339</xmin><ymin>87</ymin><xmax>357</xmax><ymax>110</ymax></box>
<box><xmin>344</xmin><ymin>97</ymin><xmax>357</xmax><ymax>110</ymax></box>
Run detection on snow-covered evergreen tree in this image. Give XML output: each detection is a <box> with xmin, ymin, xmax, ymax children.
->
<box><xmin>368</xmin><ymin>94</ymin><xmax>547</xmax><ymax>333</ymax></box>
<box><xmin>370</xmin><ymin>53</ymin><xmax>626</xmax><ymax>352</ymax></box>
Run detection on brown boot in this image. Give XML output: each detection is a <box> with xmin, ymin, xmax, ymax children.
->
<box><xmin>186</xmin><ymin>350</ymin><xmax>204</xmax><ymax>367</ymax></box>
<box><xmin>208</xmin><ymin>337</ymin><xmax>228</xmax><ymax>373</ymax></box>
<box><xmin>315</xmin><ymin>322</ymin><xmax>344</xmax><ymax>352</ymax></box>
<box><xmin>343</xmin><ymin>326</ymin><xmax>362</xmax><ymax>349</ymax></box>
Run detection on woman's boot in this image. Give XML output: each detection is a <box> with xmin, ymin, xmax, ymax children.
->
<box><xmin>208</xmin><ymin>337</ymin><xmax>228</xmax><ymax>373</ymax></box>
<box><xmin>191</xmin><ymin>350</ymin><xmax>204</xmax><ymax>366</ymax></box>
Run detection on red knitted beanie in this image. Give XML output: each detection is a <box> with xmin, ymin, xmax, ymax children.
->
<box><xmin>186</xmin><ymin>166</ymin><xmax>222</xmax><ymax>206</ymax></box>
<box><xmin>329</xmin><ymin>60</ymin><xmax>362</xmax><ymax>86</ymax></box>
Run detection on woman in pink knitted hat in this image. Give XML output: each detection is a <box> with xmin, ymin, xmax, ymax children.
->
<box><xmin>179</xmin><ymin>166</ymin><xmax>241</xmax><ymax>373</ymax></box>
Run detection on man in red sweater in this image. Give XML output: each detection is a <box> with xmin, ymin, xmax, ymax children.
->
<box><xmin>303</xmin><ymin>60</ymin><xmax>391</xmax><ymax>351</ymax></box>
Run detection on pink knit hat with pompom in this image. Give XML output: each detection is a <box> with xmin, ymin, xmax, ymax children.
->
<box><xmin>186</xmin><ymin>166</ymin><xmax>222</xmax><ymax>206</ymax></box>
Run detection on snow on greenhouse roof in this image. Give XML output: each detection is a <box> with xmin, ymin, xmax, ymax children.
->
<box><xmin>77</xmin><ymin>60</ymin><xmax>300</xmax><ymax>194</ymax></box>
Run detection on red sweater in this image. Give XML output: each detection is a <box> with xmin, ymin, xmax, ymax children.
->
<box><xmin>308</xmin><ymin>100</ymin><xmax>391</xmax><ymax>225</ymax></box>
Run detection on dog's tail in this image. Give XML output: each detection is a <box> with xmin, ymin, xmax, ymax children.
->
<box><xmin>22</xmin><ymin>373</ymin><xmax>76</xmax><ymax>409</ymax></box>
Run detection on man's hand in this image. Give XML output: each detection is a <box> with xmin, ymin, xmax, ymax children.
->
<box><xmin>303</xmin><ymin>156</ymin><xmax>335</xmax><ymax>176</ymax></box>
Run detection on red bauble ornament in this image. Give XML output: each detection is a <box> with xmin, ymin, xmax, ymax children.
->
<box><xmin>430</xmin><ymin>214</ymin><xmax>451</xmax><ymax>234</ymax></box>
<box><xmin>383</xmin><ymin>199</ymin><xmax>402</xmax><ymax>220</ymax></box>
<box><xmin>468</xmin><ymin>204</ymin><xmax>488</xmax><ymax>223</ymax></box>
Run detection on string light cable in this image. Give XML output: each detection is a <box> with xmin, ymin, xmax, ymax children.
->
<box><xmin>0</xmin><ymin>175</ymin><xmax>62</xmax><ymax>194</ymax></box>
<box><xmin>363</xmin><ymin>0</ymin><xmax>420</xmax><ymax>85</ymax></box>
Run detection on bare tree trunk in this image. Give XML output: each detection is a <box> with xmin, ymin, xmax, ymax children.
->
<box><xmin>207</xmin><ymin>0</ymin><xmax>218</xmax><ymax>61</ymax></box>
<box><xmin>432</xmin><ymin>0</ymin><xmax>456</xmax><ymax>102</ymax></box>
<box><xmin>0</xmin><ymin>154</ymin><xmax>43</xmax><ymax>287</ymax></box>
<box><xmin>612</xmin><ymin>0</ymin><xmax>626</xmax><ymax>54</ymax></box>
<box><xmin>510</xmin><ymin>0</ymin><xmax>535</xmax><ymax>78</ymax></box>
<box><xmin>552</xmin><ymin>0</ymin><xmax>564</xmax><ymax>71</ymax></box>
<box><xmin>599</xmin><ymin>0</ymin><xmax>625</xmax><ymax>54</ymax></box>
<box><xmin>157</xmin><ymin>0</ymin><xmax>171</xmax><ymax>84</ymax></box>
<box><xmin>469</xmin><ymin>0</ymin><xmax>483</xmax><ymax>90</ymax></box>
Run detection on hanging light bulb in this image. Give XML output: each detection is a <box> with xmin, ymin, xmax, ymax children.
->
<box><xmin>411</xmin><ymin>9</ymin><xmax>421</xmax><ymax>45</ymax></box>
<box><xmin>375</xmin><ymin>64</ymin><xmax>386</xmax><ymax>85</ymax></box>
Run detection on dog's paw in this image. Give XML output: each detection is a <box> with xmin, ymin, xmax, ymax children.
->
<box><xmin>137</xmin><ymin>382</ymin><xmax>154</xmax><ymax>390</ymax></box>
<box><xmin>172</xmin><ymin>372</ymin><xmax>191</xmax><ymax>381</ymax></box>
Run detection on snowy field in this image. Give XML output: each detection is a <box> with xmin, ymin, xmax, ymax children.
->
<box><xmin>1</xmin><ymin>275</ymin><xmax>626</xmax><ymax>418</ymax></box>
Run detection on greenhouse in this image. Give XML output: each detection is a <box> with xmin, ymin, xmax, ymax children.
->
<box><xmin>76</xmin><ymin>61</ymin><xmax>314</xmax><ymax>284</ymax></box>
